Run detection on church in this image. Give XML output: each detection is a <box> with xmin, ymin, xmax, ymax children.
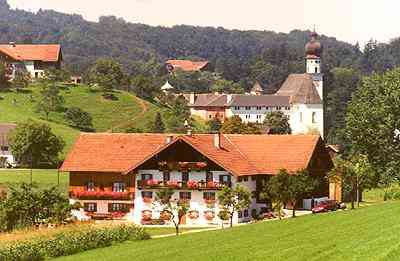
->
<box><xmin>164</xmin><ymin>32</ymin><xmax>325</xmax><ymax>138</ymax></box>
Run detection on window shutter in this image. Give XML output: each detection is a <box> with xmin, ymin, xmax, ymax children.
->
<box><xmin>108</xmin><ymin>203</ymin><xmax>112</xmax><ymax>212</ymax></box>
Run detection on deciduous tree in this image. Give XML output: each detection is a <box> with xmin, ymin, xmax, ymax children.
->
<box><xmin>64</xmin><ymin>107</ymin><xmax>94</xmax><ymax>131</ymax></box>
<box><xmin>218</xmin><ymin>185</ymin><xmax>251</xmax><ymax>227</ymax></box>
<box><xmin>263</xmin><ymin>111</ymin><xmax>291</xmax><ymax>134</ymax></box>
<box><xmin>88</xmin><ymin>59</ymin><xmax>124</xmax><ymax>97</ymax></box>
<box><xmin>9</xmin><ymin>120</ymin><xmax>65</xmax><ymax>167</ymax></box>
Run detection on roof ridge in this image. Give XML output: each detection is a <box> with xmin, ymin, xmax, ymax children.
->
<box><xmin>223</xmin><ymin>134</ymin><xmax>260</xmax><ymax>173</ymax></box>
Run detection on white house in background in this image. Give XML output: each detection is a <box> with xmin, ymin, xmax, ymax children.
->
<box><xmin>0</xmin><ymin>123</ymin><xmax>17</xmax><ymax>168</ymax></box>
<box><xmin>60</xmin><ymin>133</ymin><xmax>332</xmax><ymax>226</ymax></box>
<box><xmin>161</xmin><ymin>81</ymin><xmax>174</xmax><ymax>94</ymax></box>
<box><xmin>185</xmin><ymin>31</ymin><xmax>325</xmax><ymax>137</ymax></box>
<box><xmin>0</xmin><ymin>43</ymin><xmax>62</xmax><ymax>80</ymax></box>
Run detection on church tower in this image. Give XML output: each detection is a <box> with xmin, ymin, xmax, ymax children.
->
<box><xmin>305</xmin><ymin>31</ymin><xmax>323</xmax><ymax>100</ymax></box>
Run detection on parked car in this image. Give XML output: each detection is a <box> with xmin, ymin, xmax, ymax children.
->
<box><xmin>312</xmin><ymin>200</ymin><xmax>338</xmax><ymax>213</ymax></box>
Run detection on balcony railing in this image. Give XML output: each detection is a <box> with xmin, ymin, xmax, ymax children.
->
<box><xmin>70</xmin><ymin>190</ymin><xmax>134</xmax><ymax>200</ymax></box>
<box><xmin>137</xmin><ymin>180</ymin><xmax>230</xmax><ymax>190</ymax></box>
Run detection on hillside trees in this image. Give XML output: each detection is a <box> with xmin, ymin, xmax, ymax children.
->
<box><xmin>36</xmin><ymin>82</ymin><xmax>65</xmax><ymax>120</ymax></box>
<box><xmin>88</xmin><ymin>59</ymin><xmax>125</xmax><ymax>97</ymax></box>
<box><xmin>345</xmin><ymin>68</ymin><xmax>400</xmax><ymax>184</ymax></box>
<box><xmin>0</xmin><ymin>63</ymin><xmax>11</xmax><ymax>89</ymax></box>
<box><xmin>152</xmin><ymin>112</ymin><xmax>165</xmax><ymax>133</ymax></box>
<box><xmin>220</xmin><ymin>116</ymin><xmax>262</xmax><ymax>134</ymax></box>
<box><xmin>9</xmin><ymin>120</ymin><xmax>65</xmax><ymax>167</ymax></box>
<box><xmin>64</xmin><ymin>107</ymin><xmax>93</xmax><ymax>131</ymax></box>
<box><xmin>263</xmin><ymin>111</ymin><xmax>291</xmax><ymax>134</ymax></box>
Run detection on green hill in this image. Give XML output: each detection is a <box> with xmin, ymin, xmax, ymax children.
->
<box><xmin>0</xmin><ymin>84</ymin><xmax>163</xmax><ymax>156</ymax></box>
<box><xmin>56</xmin><ymin>202</ymin><xmax>400</xmax><ymax>261</ymax></box>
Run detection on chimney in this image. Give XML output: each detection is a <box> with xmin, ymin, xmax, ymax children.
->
<box><xmin>9</xmin><ymin>42</ymin><xmax>16</xmax><ymax>47</ymax></box>
<box><xmin>189</xmin><ymin>93</ymin><xmax>196</xmax><ymax>104</ymax></box>
<box><xmin>166</xmin><ymin>135</ymin><xmax>173</xmax><ymax>144</ymax></box>
<box><xmin>213</xmin><ymin>133</ymin><xmax>221</xmax><ymax>149</ymax></box>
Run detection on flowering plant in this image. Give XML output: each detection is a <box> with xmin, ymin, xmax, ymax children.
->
<box><xmin>144</xmin><ymin>179</ymin><xmax>159</xmax><ymax>186</ymax></box>
<box><xmin>166</xmin><ymin>180</ymin><xmax>179</xmax><ymax>188</ymax></box>
<box><xmin>188</xmin><ymin>210</ymin><xmax>199</xmax><ymax>220</ymax></box>
<box><xmin>187</xmin><ymin>180</ymin><xmax>198</xmax><ymax>189</ymax></box>
<box><xmin>142</xmin><ymin>210</ymin><xmax>152</xmax><ymax>221</ymax></box>
<box><xmin>204</xmin><ymin>210</ymin><xmax>215</xmax><ymax>221</ymax></box>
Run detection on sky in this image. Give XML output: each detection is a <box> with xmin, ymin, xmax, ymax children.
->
<box><xmin>7</xmin><ymin>0</ymin><xmax>400</xmax><ymax>46</ymax></box>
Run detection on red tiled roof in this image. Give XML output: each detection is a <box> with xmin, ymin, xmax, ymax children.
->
<box><xmin>60</xmin><ymin>133</ymin><xmax>323</xmax><ymax>176</ymax></box>
<box><xmin>0</xmin><ymin>44</ymin><xmax>61</xmax><ymax>62</ymax></box>
<box><xmin>166</xmin><ymin>60</ymin><xmax>209</xmax><ymax>72</ymax></box>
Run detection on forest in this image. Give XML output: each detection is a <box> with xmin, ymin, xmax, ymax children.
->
<box><xmin>1</xmin><ymin>0</ymin><xmax>400</xmax><ymax>144</ymax></box>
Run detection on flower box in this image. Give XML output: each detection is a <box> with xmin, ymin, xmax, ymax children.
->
<box><xmin>187</xmin><ymin>180</ymin><xmax>198</xmax><ymax>189</ymax></box>
<box><xmin>188</xmin><ymin>210</ymin><xmax>199</xmax><ymax>220</ymax></box>
<box><xmin>166</xmin><ymin>180</ymin><xmax>179</xmax><ymax>188</ymax></box>
<box><xmin>204</xmin><ymin>199</ymin><xmax>216</xmax><ymax>205</ymax></box>
<box><xmin>142</xmin><ymin>210</ymin><xmax>152</xmax><ymax>221</ymax></box>
<box><xmin>160</xmin><ymin>211</ymin><xmax>172</xmax><ymax>221</ymax></box>
<box><xmin>204</xmin><ymin>210</ymin><xmax>215</xmax><ymax>221</ymax></box>
<box><xmin>144</xmin><ymin>179</ymin><xmax>160</xmax><ymax>187</ymax></box>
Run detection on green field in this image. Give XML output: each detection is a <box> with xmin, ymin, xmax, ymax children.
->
<box><xmin>54</xmin><ymin>202</ymin><xmax>400</xmax><ymax>261</ymax></box>
<box><xmin>0</xmin><ymin>169</ymin><xmax>68</xmax><ymax>192</ymax></box>
<box><xmin>0</xmin><ymin>85</ymin><xmax>162</xmax><ymax>155</ymax></box>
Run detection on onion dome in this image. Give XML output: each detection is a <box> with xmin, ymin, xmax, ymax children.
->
<box><xmin>305</xmin><ymin>31</ymin><xmax>323</xmax><ymax>58</ymax></box>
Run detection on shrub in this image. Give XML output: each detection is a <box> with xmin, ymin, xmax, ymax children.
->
<box><xmin>64</xmin><ymin>107</ymin><xmax>94</xmax><ymax>131</ymax></box>
<box><xmin>0</xmin><ymin>225</ymin><xmax>149</xmax><ymax>260</ymax></box>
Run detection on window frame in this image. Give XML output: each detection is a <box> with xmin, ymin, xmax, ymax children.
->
<box><xmin>113</xmin><ymin>182</ymin><xmax>126</xmax><ymax>192</ymax></box>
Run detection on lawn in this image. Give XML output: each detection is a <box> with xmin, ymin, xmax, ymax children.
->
<box><xmin>55</xmin><ymin>202</ymin><xmax>400</xmax><ymax>261</ymax></box>
<box><xmin>0</xmin><ymin>169</ymin><xmax>68</xmax><ymax>192</ymax></box>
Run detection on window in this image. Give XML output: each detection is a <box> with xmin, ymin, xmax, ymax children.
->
<box><xmin>256</xmin><ymin>106</ymin><xmax>262</xmax><ymax>110</ymax></box>
<box><xmin>251</xmin><ymin>209</ymin><xmax>258</xmax><ymax>217</ymax></box>
<box><xmin>238</xmin><ymin>211</ymin><xmax>243</xmax><ymax>219</ymax></box>
<box><xmin>84</xmin><ymin>203</ymin><xmax>97</xmax><ymax>212</ymax></box>
<box><xmin>300</xmin><ymin>112</ymin><xmax>303</xmax><ymax>123</ymax></box>
<box><xmin>243</xmin><ymin>176</ymin><xmax>248</xmax><ymax>182</ymax></box>
<box><xmin>265</xmin><ymin>106</ymin><xmax>270</xmax><ymax>110</ymax></box>
<box><xmin>234</xmin><ymin>106</ymin><xmax>240</xmax><ymax>110</ymax></box>
<box><xmin>251</xmin><ymin>191</ymin><xmax>257</xmax><ymax>198</ymax></box>
<box><xmin>203</xmin><ymin>192</ymin><xmax>215</xmax><ymax>200</ymax></box>
<box><xmin>251</xmin><ymin>176</ymin><xmax>257</xmax><ymax>181</ymax></box>
<box><xmin>244</xmin><ymin>209</ymin><xmax>249</xmax><ymax>217</ymax></box>
<box><xmin>180</xmin><ymin>192</ymin><xmax>191</xmax><ymax>200</ymax></box>
<box><xmin>245</xmin><ymin>115</ymin><xmax>251</xmax><ymax>119</ymax></box>
<box><xmin>141</xmin><ymin>191</ymin><xmax>153</xmax><ymax>199</ymax></box>
<box><xmin>315</xmin><ymin>67</ymin><xmax>318</xmax><ymax>73</ymax></box>
<box><xmin>141</xmin><ymin>174</ymin><xmax>152</xmax><ymax>181</ymax></box>
<box><xmin>245</xmin><ymin>106</ymin><xmax>251</xmax><ymax>110</ymax></box>
<box><xmin>276</xmin><ymin>106</ymin><xmax>282</xmax><ymax>110</ymax></box>
<box><xmin>285</xmin><ymin>106</ymin><xmax>290</xmax><ymax>110</ymax></box>
<box><xmin>312</xmin><ymin>112</ymin><xmax>317</xmax><ymax>123</ymax></box>
<box><xmin>113</xmin><ymin>182</ymin><xmax>126</xmax><ymax>192</ymax></box>
<box><xmin>206</xmin><ymin>171</ymin><xmax>213</xmax><ymax>182</ymax></box>
<box><xmin>109</xmin><ymin>203</ymin><xmax>128</xmax><ymax>212</ymax></box>
<box><xmin>86</xmin><ymin>181</ymin><xmax>95</xmax><ymax>191</ymax></box>
<box><xmin>219</xmin><ymin>175</ymin><xmax>231</xmax><ymax>185</ymax></box>
<box><xmin>163</xmin><ymin>172</ymin><xmax>170</xmax><ymax>182</ymax></box>
<box><xmin>237</xmin><ymin>176</ymin><xmax>242</xmax><ymax>182</ymax></box>
<box><xmin>0</xmin><ymin>146</ymin><xmax>9</xmax><ymax>151</ymax></box>
<box><xmin>182</xmin><ymin>172</ymin><xmax>189</xmax><ymax>182</ymax></box>
<box><xmin>256</xmin><ymin>115</ymin><xmax>262</xmax><ymax>120</ymax></box>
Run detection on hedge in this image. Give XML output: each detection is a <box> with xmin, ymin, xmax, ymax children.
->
<box><xmin>0</xmin><ymin>224</ymin><xmax>150</xmax><ymax>260</ymax></box>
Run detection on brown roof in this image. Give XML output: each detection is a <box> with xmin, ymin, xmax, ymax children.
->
<box><xmin>0</xmin><ymin>44</ymin><xmax>61</xmax><ymax>62</ymax></box>
<box><xmin>190</xmin><ymin>94</ymin><xmax>227</xmax><ymax>107</ymax></box>
<box><xmin>166</xmin><ymin>60</ymin><xmax>209</xmax><ymax>72</ymax></box>
<box><xmin>0</xmin><ymin>123</ymin><xmax>17</xmax><ymax>147</ymax></box>
<box><xmin>60</xmin><ymin>133</ymin><xmax>324</xmax><ymax>176</ymax></box>
<box><xmin>277</xmin><ymin>74</ymin><xmax>322</xmax><ymax>104</ymax></box>
<box><xmin>229</xmin><ymin>95</ymin><xmax>290</xmax><ymax>107</ymax></box>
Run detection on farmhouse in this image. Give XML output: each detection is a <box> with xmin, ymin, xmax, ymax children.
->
<box><xmin>0</xmin><ymin>123</ymin><xmax>17</xmax><ymax>168</ymax></box>
<box><xmin>60</xmin><ymin>133</ymin><xmax>333</xmax><ymax>226</ymax></box>
<box><xmin>183</xmin><ymin>32</ymin><xmax>325</xmax><ymax>137</ymax></box>
<box><xmin>0</xmin><ymin>42</ymin><xmax>62</xmax><ymax>79</ymax></box>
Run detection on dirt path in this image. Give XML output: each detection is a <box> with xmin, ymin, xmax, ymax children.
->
<box><xmin>108</xmin><ymin>96</ymin><xmax>149</xmax><ymax>132</ymax></box>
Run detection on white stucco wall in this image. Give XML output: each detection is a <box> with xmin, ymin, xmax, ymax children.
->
<box><xmin>0</xmin><ymin>147</ymin><xmax>16</xmax><ymax>167</ymax></box>
<box><xmin>133</xmin><ymin>169</ymin><xmax>241</xmax><ymax>226</ymax></box>
<box><xmin>226</xmin><ymin>106</ymin><xmax>291</xmax><ymax>124</ymax></box>
<box><xmin>289</xmin><ymin>104</ymin><xmax>324</xmax><ymax>137</ymax></box>
<box><xmin>23</xmin><ymin>61</ymin><xmax>44</xmax><ymax>79</ymax></box>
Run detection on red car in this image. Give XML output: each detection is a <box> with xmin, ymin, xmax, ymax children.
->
<box><xmin>312</xmin><ymin>200</ymin><xmax>338</xmax><ymax>213</ymax></box>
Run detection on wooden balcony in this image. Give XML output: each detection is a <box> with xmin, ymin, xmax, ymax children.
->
<box><xmin>69</xmin><ymin>189</ymin><xmax>134</xmax><ymax>201</ymax></box>
<box><xmin>137</xmin><ymin>180</ymin><xmax>230</xmax><ymax>190</ymax></box>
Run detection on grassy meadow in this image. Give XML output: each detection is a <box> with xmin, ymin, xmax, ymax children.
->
<box><xmin>55</xmin><ymin>202</ymin><xmax>400</xmax><ymax>261</ymax></box>
<box><xmin>0</xmin><ymin>84</ymin><xmax>162</xmax><ymax>155</ymax></box>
